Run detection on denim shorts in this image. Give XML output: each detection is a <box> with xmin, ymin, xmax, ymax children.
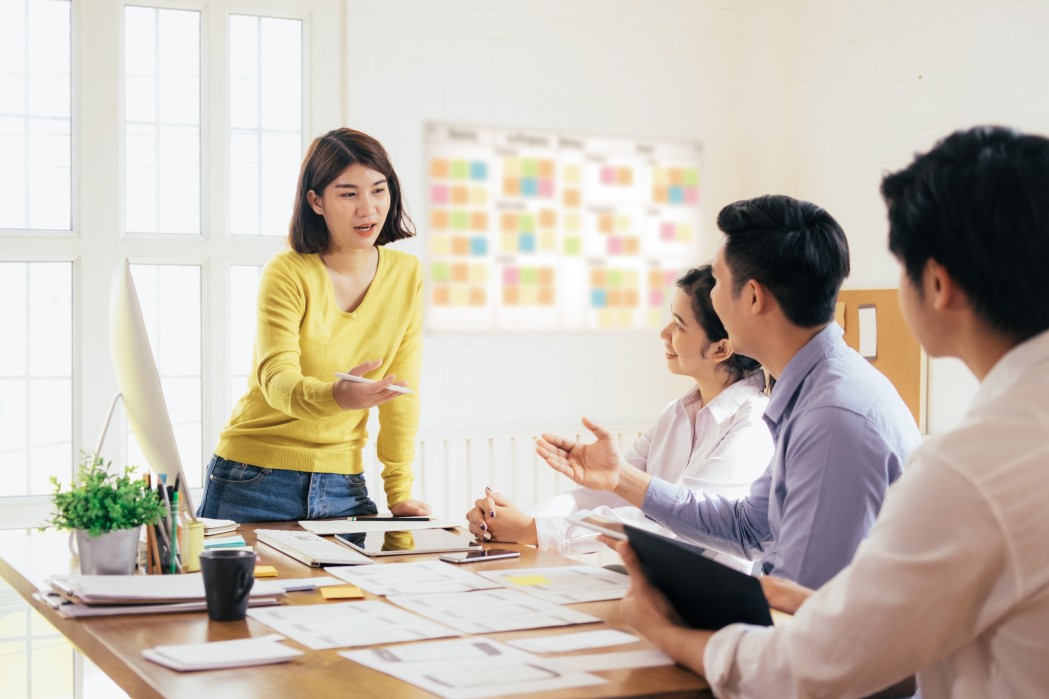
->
<box><xmin>195</xmin><ymin>454</ymin><xmax>379</xmax><ymax>523</ymax></box>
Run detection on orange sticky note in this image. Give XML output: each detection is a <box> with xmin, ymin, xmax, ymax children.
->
<box><xmin>254</xmin><ymin>565</ymin><xmax>278</xmax><ymax>578</ymax></box>
<box><xmin>321</xmin><ymin>585</ymin><xmax>364</xmax><ymax>600</ymax></box>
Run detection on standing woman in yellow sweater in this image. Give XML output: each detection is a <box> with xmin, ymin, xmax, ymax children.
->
<box><xmin>197</xmin><ymin>128</ymin><xmax>432</xmax><ymax>522</ymax></box>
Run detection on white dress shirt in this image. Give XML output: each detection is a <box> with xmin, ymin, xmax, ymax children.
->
<box><xmin>529</xmin><ymin>372</ymin><xmax>773</xmax><ymax>559</ymax></box>
<box><xmin>704</xmin><ymin>328</ymin><xmax>1049</xmax><ymax>699</ymax></box>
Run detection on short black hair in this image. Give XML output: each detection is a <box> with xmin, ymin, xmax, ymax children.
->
<box><xmin>717</xmin><ymin>195</ymin><xmax>850</xmax><ymax>328</ymax></box>
<box><xmin>882</xmin><ymin>126</ymin><xmax>1049</xmax><ymax>342</ymax></box>
<box><xmin>289</xmin><ymin>128</ymin><xmax>415</xmax><ymax>254</ymax></box>
<box><xmin>676</xmin><ymin>265</ymin><xmax>762</xmax><ymax>384</ymax></box>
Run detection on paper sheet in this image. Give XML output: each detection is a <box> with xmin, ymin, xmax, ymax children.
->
<box><xmin>506</xmin><ymin>629</ymin><xmax>640</xmax><ymax>653</ymax></box>
<box><xmin>142</xmin><ymin>634</ymin><xmax>303</xmax><ymax>671</ymax></box>
<box><xmin>547</xmin><ymin>649</ymin><xmax>673</xmax><ymax>672</ymax></box>
<box><xmin>387</xmin><ymin>588</ymin><xmax>600</xmax><ymax>634</ymax></box>
<box><xmin>341</xmin><ymin>637</ymin><xmax>605</xmax><ymax>699</ymax></box>
<box><xmin>858</xmin><ymin>305</ymin><xmax>877</xmax><ymax>358</ymax></box>
<box><xmin>479</xmin><ymin>566</ymin><xmax>629</xmax><ymax>604</ymax></box>
<box><xmin>326</xmin><ymin>560</ymin><xmax>501</xmax><ymax>596</ymax></box>
<box><xmin>298</xmin><ymin>518</ymin><xmax>461</xmax><ymax>536</ymax></box>
<box><xmin>247</xmin><ymin>601</ymin><xmax>458</xmax><ymax>650</ymax></box>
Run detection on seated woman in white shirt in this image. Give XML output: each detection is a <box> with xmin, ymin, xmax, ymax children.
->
<box><xmin>464</xmin><ymin>264</ymin><xmax>774</xmax><ymax>562</ymax></box>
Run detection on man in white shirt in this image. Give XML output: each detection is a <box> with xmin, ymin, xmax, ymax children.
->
<box><xmin>604</xmin><ymin>126</ymin><xmax>1049</xmax><ymax>698</ymax></box>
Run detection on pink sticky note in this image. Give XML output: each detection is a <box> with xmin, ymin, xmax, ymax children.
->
<box><xmin>649</xmin><ymin>290</ymin><xmax>663</xmax><ymax>306</ymax></box>
<box><xmin>539</xmin><ymin>179</ymin><xmax>554</xmax><ymax>197</ymax></box>
<box><xmin>685</xmin><ymin>187</ymin><xmax>699</xmax><ymax>204</ymax></box>
<box><xmin>503</xmin><ymin>266</ymin><xmax>519</xmax><ymax>285</ymax></box>
<box><xmin>608</xmin><ymin>236</ymin><xmax>623</xmax><ymax>254</ymax></box>
<box><xmin>601</xmin><ymin>166</ymin><xmax>615</xmax><ymax>185</ymax></box>
<box><xmin>661</xmin><ymin>222</ymin><xmax>675</xmax><ymax>241</ymax></box>
<box><xmin>431</xmin><ymin>184</ymin><xmax>448</xmax><ymax>204</ymax></box>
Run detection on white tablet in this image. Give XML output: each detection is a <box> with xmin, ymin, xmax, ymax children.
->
<box><xmin>566</xmin><ymin>511</ymin><xmax>628</xmax><ymax>540</ymax></box>
<box><xmin>334</xmin><ymin>372</ymin><xmax>412</xmax><ymax>394</ymax></box>
<box><xmin>333</xmin><ymin>529</ymin><xmax>480</xmax><ymax>557</ymax></box>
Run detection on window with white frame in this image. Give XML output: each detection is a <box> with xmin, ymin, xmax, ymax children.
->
<box><xmin>1</xmin><ymin>0</ymin><xmax>340</xmax><ymax>692</ymax></box>
<box><xmin>0</xmin><ymin>0</ymin><xmax>72</xmax><ymax>231</ymax></box>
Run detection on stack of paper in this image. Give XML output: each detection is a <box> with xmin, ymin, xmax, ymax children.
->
<box><xmin>143</xmin><ymin>634</ymin><xmax>302</xmax><ymax>671</ymax></box>
<box><xmin>44</xmin><ymin>573</ymin><xmax>285</xmax><ymax>617</ymax></box>
<box><xmin>199</xmin><ymin>517</ymin><xmax>238</xmax><ymax>536</ymax></box>
<box><xmin>202</xmin><ymin>535</ymin><xmax>249</xmax><ymax>550</ymax></box>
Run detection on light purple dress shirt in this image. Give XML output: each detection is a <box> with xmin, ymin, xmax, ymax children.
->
<box><xmin>643</xmin><ymin>323</ymin><xmax>921</xmax><ymax>587</ymax></box>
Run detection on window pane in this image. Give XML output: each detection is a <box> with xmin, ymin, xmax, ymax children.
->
<box><xmin>124</xmin><ymin>6</ymin><xmax>200</xmax><ymax>235</ymax></box>
<box><xmin>0</xmin><ymin>0</ymin><xmax>71</xmax><ymax>231</ymax></box>
<box><xmin>128</xmin><ymin>264</ymin><xmax>203</xmax><ymax>487</ymax></box>
<box><xmin>229</xmin><ymin>15</ymin><xmax>302</xmax><ymax>237</ymax></box>
<box><xmin>0</xmin><ymin>262</ymin><xmax>72</xmax><ymax>496</ymax></box>
<box><xmin>229</xmin><ymin>265</ymin><xmax>262</xmax><ymax>415</ymax></box>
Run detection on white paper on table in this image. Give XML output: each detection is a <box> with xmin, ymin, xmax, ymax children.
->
<box><xmin>506</xmin><ymin>629</ymin><xmax>640</xmax><ymax>653</ymax></box>
<box><xmin>271</xmin><ymin>576</ymin><xmax>346</xmax><ymax>592</ymax></box>
<box><xmin>297</xmin><ymin>518</ymin><xmax>461</xmax><ymax>535</ymax></box>
<box><xmin>858</xmin><ymin>305</ymin><xmax>877</xmax><ymax>358</ymax></box>
<box><xmin>326</xmin><ymin>561</ymin><xmax>501</xmax><ymax>596</ymax></box>
<box><xmin>142</xmin><ymin>634</ymin><xmax>303</xmax><ymax>671</ymax></box>
<box><xmin>387</xmin><ymin>588</ymin><xmax>600</xmax><ymax>634</ymax></box>
<box><xmin>341</xmin><ymin>637</ymin><xmax>605</xmax><ymax>699</ymax></box>
<box><xmin>247</xmin><ymin>601</ymin><xmax>458</xmax><ymax>650</ymax></box>
<box><xmin>547</xmin><ymin>649</ymin><xmax>674</xmax><ymax>672</ymax></box>
<box><xmin>479</xmin><ymin>565</ymin><xmax>629</xmax><ymax>604</ymax></box>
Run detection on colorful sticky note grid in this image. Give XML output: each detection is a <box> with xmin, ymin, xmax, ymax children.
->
<box><xmin>430</xmin><ymin>159</ymin><xmax>488</xmax><ymax>181</ymax></box>
<box><xmin>599</xmin><ymin>164</ymin><xmax>634</xmax><ymax>186</ymax></box>
<box><xmin>648</xmin><ymin>268</ymin><xmax>681</xmax><ymax>308</ymax></box>
<box><xmin>502</xmin><ymin>157</ymin><xmax>555</xmax><ymax>198</ymax></box>
<box><xmin>502</xmin><ymin>265</ymin><xmax>556</xmax><ymax>306</ymax></box>
<box><xmin>430</xmin><ymin>262</ymin><xmax>488</xmax><ymax>307</ymax></box>
<box><xmin>589</xmin><ymin>268</ymin><xmax>640</xmax><ymax>309</ymax></box>
<box><xmin>499</xmin><ymin>211</ymin><xmax>557</xmax><ymax>254</ymax></box>
<box><xmin>652</xmin><ymin>167</ymin><xmax>700</xmax><ymax>205</ymax></box>
<box><xmin>659</xmin><ymin>221</ymin><xmax>693</xmax><ymax>243</ymax></box>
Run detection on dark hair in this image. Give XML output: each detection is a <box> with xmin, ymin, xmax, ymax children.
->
<box><xmin>717</xmin><ymin>195</ymin><xmax>850</xmax><ymax>328</ymax></box>
<box><xmin>882</xmin><ymin>126</ymin><xmax>1049</xmax><ymax>342</ymax></box>
<box><xmin>677</xmin><ymin>265</ymin><xmax>763</xmax><ymax>384</ymax></box>
<box><xmin>288</xmin><ymin>128</ymin><xmax>415</xmax><ymax>253</ymax></box>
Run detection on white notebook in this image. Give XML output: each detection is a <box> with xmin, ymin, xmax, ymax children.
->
<box><xmin>142</xmin><ymin>634</ymin><xmax>302</xmax><ymax>671</ymax></box>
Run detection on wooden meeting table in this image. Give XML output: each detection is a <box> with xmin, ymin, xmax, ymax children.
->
<box><xmin>0</xmin><ymin>521</ymin><xmax>712</xmax><ymax>699</ymax></box>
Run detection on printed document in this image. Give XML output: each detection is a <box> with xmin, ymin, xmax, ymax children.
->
<box><xmin>247</xmin><ymin>601</ymin><xmax>458</xmax><ymax>650</ymax></box>
<box><xmin>479</xmin><ymin>565</ymin><xmax>629</xmax><ymax>604</ymax></box>
<box><xmin>326</xmin><ymin>560</ymin><xmax>501</xmax><ymax>596</ymax></box>
<box><xmin>386</xmin><ymin>588</ymin><xmax>599</xmax><ymax>634</ymax></box>
<box><xmin>341</xmin><ymin>637</ymin><xmax>604</xmax><ymax>699</ymax></box>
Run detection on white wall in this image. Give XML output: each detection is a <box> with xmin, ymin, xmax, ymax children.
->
<box><xmin>767</xmin><ymin>0</ymin><xmax>1049</xmax><ymax>432</ymax></box>
<box><xmin>339</xmin><ymin>0</ymin><xmax>751</xmax><ymax>433</ymax></box>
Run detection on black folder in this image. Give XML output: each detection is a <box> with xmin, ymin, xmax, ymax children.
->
<box><xmin>624</xmin><ymin>525</ymin><xmax>773</xmax><ymax>630</ymax></box>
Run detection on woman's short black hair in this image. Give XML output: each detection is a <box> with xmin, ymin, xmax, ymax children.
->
<box><xmin>717</xmin><ymin>195</ymin><xmax>850</xmax><ymax>328</ymax></box>
<box><xmin>288</xmin><ymin>128</ymin><xmax>415</xmax><ymax>253</ymax></box>
<box><xmin>676</xmin><ymin>264</ymin><xmax>762</xmax><ymax>384</ymax></box>
<box><xmin>882</xmin><ymin>126</ymin><xmax>1049</xmax><ymax>342</ymax></box>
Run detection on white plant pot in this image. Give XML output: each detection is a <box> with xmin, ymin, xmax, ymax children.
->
<box><xmin>72</xmin><ymin>527</ymin><xmax>142</xmax><ymax>575</ymax></box>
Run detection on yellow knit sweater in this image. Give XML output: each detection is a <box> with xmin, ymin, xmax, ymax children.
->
<box><xmin>216</xmin><ymin>247</ymin><xmax>422</xmax><ymax>506</ymax></box>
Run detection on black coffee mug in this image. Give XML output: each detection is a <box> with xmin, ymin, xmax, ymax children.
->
<box><xmin>199</xmin><ymin>549</ymin><xmax>256</xmax><ymax>621</ymax></box>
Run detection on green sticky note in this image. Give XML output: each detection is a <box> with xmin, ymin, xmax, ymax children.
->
<box><xmin>452</xmin><ymin>211</ymin><xmax>469</xmax><ymax>230</ymax></box>
<box><xmin>431</xmin><ymin>262</ymin><xmax>450</xmax><ymax>282</ymax></box>
<box><xmin>451</xmin><ymin>160</ymin><xmax>469</xmax><ymax>179</ymax></box>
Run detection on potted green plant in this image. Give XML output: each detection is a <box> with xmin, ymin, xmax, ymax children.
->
<box><xmin>47</xmin><ymin>453</ymin><xmax>167</xmax><ymax>575</ymax></box>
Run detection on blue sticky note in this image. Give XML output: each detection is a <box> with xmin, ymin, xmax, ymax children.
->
<box><xmin>521</xmin><ymin>177</ymin><xmax>538</xmax><ymax>196</ymax></box>
<box><xmin>519</xmin><ymin>233</ymin><xmax>536</xmax><ymax>253</ymax></box>
<box><xmin>470</xmin><ymin>237</ymin><xmax>487</xmax><ymax>255</ymax></box>
<box><xmin>591</xmin><ymin>289</ymin><xmax>607</xmax><ymax>308</ymax></box>
<box><xmin>669</xmin><ymin>186</ymin><xmax>684</xmax><ymax>204</ymax></box>
<box><xmin>203</xmin><ymin>535</ymin><xmax>246</xmax><ymax>549</ymax></box>
<box><xmin>470</xmin><ymin>161</ymin><xmax>487</xmax><ymax>180</ymax></box>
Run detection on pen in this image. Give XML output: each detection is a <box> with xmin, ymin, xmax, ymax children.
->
<box><xmin>346</xmin><ymin>516</ymin><xmax>431</xmax><ymax>521</ymax></box>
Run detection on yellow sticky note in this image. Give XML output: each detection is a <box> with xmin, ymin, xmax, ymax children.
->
<box><xmin>254</xmin><ymin>565</ymin><xmax>278</xmax><ymax>578</ymax></box>
<box><xmin>321</xmin><ymin>585</ymin><xmax>364</xmax><ymax>600</ymax></box>
<box><xmin>505</xmin><ymin>575</ymin><xmax>550</xmax><ymax>587</ymax></box>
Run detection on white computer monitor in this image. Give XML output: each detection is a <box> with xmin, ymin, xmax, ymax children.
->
<box><xmin>109</xmin><ymin>258</ymin><xmax>195</xmax><ymax>515</ymax></box>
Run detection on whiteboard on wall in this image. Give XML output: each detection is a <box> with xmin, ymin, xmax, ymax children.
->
<box><xmin>424</xmin><ymin>123</ymin><xmax>703</xmax><ymax>332</ymax></box>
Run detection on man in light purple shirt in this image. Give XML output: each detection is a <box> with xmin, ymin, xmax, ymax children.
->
<box><xmin>539</xmin><ymin>195</ymin><xmax>921</xmax><ymax>588</ymax></box>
